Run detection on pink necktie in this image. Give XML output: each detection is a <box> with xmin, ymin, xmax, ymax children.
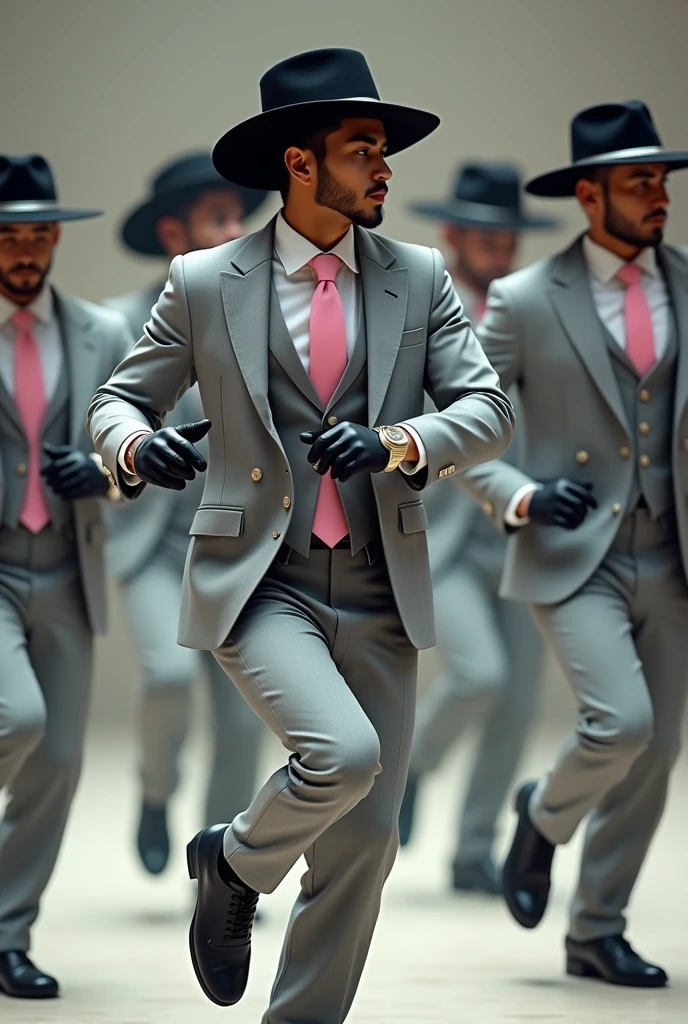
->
<box><xmin>308</xmin><ymin>254</ymin><xmax>349</xmax><ymax>548</ymax></box>
<box><xmin>617</xmin><ymin>263</ymin><xmax>656</xmax><ymax>378</ymax></box>
<box><xmin>12</xmin><ymin>309</ymin><xmax>51</xmax><ymax>533</ymax></box>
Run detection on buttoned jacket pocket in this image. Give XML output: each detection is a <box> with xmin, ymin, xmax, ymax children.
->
<box><xmin>398</xmin><ymin>500</ymin><xmax>429</xmax><ymax>534</ymax></box>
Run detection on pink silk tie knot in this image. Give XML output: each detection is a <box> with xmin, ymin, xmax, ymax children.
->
<box><xmin>12</xmin><ymin>308</ymin><xmax>51</xmax><ymax>533</ymax></box>
<box><xmin>616</xmin><ymin>262</ymin><xmax>657</xmax><ymax>378</ymax></box>
<box><xmin>307</xmin><ymin>253</ymin><xmax>349</xmax><ymax>548</ymax></box>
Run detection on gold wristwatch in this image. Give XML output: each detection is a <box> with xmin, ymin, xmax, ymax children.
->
<box><xmin>373</xmin><ymin>425</ymin><xmax>410</xmax><ymax>472</ymax></box>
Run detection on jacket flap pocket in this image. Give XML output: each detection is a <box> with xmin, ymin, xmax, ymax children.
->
<box><xmin>399</xmin><ymin>327</ymin><xmax>425</xmax><ymax>348</ymax></box>
<box><xmin>189</xmin><ymin>506</ymin><xmax>244</xmax><ymax>537</ymax></box>
<box><xmin>398</xmin><ymin>500</ymin><xmax>429</xmax><ymax>534</ymax></box>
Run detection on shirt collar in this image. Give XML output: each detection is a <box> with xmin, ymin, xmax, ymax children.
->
<box><xmin>0</xmin><ymin>284</ymin><xmax>54</xmax><ymax>329</ymax></box>
<box><xmin>273</xmin><ymin>211</ymin><xmax>359</xmax><ymax>276</ymax></box>
<box><xmin>583</xmin><ymin>234</ymin><xmax>659</xmax><ymax>285</ymax></box>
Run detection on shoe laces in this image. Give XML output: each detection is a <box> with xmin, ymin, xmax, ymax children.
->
<box><xmin>222</xmin><ymin>888</ymin><xmax>259</xmax><ymax>943</ymax></box>
<box><xmin>605</xmin><ymin>935</ymin><xmax>635</xmax><ymax>962</ymax></box>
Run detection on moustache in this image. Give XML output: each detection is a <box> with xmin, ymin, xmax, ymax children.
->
<box><xmin>366</xmin><ymin>186</ymin><xmax>388</xmax><ymax>198</ymax></box>
<box><xmin>9</xmin><ymin>264</ymin><xmax>43</xmax><ymax>275</ymax></box>
<box><xmin>644</xmin><ymin>209</ymin><xmax>667</xmax><ymax>223</ymax></box>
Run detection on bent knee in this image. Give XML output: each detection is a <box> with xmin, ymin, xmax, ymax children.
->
<box><xmin>0</xmin><ymin>695</ymin><xmax>47</xmax><ymax>756</ymax></box>
<box><xmin>579</xmin><ymin>706</ymin><xmax>653</xmax><ymax>757</ymax></box>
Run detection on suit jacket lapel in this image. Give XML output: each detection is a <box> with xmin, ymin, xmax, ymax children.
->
<box><xmin>220</xmin><ymin>219</ymin><xmax>278</xmax><ymax>440</ymax></box>
<box><xmin>0</xmin><ymin>371</ymin><xmax>24</xmax><ymax>438</ymax></box>
<box><xmin>659</xmin><ymin>246</ymin><xmax>688</xmax><ymax>432</ymax></box>
<box><xmin>267</xmin><ymin>282</ymin><xmax>323</xmax><ymax>411</ymax></box>
<box><xmin>548</xmin><ymin>238</ymin><xmax>630</xmax><ymax>435</ymax></box>
<box><xmin>357</xmin><ymin>228</ymin><xmax>408</xmax><ymax>426</ymax></box>
<box><xmin>53</xmin><ymin>289</ymin><xmax>102</xmax><ymax>446</ymax></box>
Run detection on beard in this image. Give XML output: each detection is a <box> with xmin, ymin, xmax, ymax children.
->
<box><xmin>604</xmin><ymin>197</ymin><xmax>665</xmax><ymax>249</ymax></box>
<box><xmin>315</xmin><ymin>162</ymin><xmax>385</xmax><ymax>228</ymax></box>
<box><xmin>0</xmin><ymin>260</ymin><xmax>51</xmax><ymax>301</ymax></box>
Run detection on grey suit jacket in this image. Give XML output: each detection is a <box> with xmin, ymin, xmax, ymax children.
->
<box><xmin>88</xmin><ymin>216</ymin><xmax>514</xmax><ymax>651</ymax></box>
<box><xmin>0</xmin><ymin>289</ymin><xmax>133</xmax><ymax>631</ymax></box>
<box><xmin>102</xmin><ymin>282</ymin><xmax>204</xmax><ymax>580</ymax></box>
<box><xmin>458</xmin><ymin>236</ymin><xmax>688</xmax><ymax>606</ymax></box>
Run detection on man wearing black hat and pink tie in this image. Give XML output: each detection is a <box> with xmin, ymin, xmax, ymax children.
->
<box><xmin>88</xmin><ymin>48</ymin><xmax>514</xmax><ymax>1023</ymax></box>
<box><xmin>458</xmin><ymin>100</ymin><xmax>688</xmax><ymax>987</ymax></box>
<box><xmin>0</xmin><ymin>155</ymin><xmax>131</xmax><ymax>999</ymax></box>
<box><xmin>399</xmin><ymin>164</ymin><xmax>557</xmax><ymax>896</ymax></box>
<box><xmin>104</xmin><ymin>154</ymin><xmax>269</xmax><ymax>879</ymax></box>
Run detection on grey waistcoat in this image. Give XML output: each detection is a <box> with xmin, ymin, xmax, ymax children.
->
<box><xmin>267</xmin><ymin>285</ymin><xmax>377</xmax><ymax>558</ymax></box>
<box><xmin>0</xmin><ymin>359</ymin><xmax>72</xmax><ymax>532</ymax></box>
<box><xmin>603</xmin><ymin>314</ymin><xmax>677</xmax><ymax>519</ymax></box>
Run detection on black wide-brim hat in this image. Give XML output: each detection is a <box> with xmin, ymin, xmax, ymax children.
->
<box><xmin>212</xmin><ymin>48</ymin><xmax>440</xmax><ymax>191</ymax></box>
<box><xmin>0</xmin><ymin>154</ymin><xmax>101</xmax><ymax>223</ymax></box>
<box><xmin>526</xmin><ymin>100</ymin><xmax>688</xmax><ymax>198</ymax></box>
<box><xmin>121</xmin><ymin>152</ymin><xmax>269</xmax><ymax>256</ymax></box>
<box><xmin>411</xmin><ymin>162</ymin><xmax>557</xmax><ymax>231</ymax></box>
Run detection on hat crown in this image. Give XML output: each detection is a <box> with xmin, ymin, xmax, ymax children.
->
<box><xmin>259</xmin><ymin>48</ymin><xmax>380</xmax><ymax>113</ymax></box>
<box><xmin>571</xmin><ymin>100</ymin><xmax>663</xmax><ymax>162</ymax></box>
<box><xmin>454</xmin><ymin>163</ymin><xmax>522</xmax><ymax>211</ymax></box>
<box><xmin>0</xmin><ymin>154</ymin><xmax>57</xmax><ymax>203</ymax></box>
<box><xmin>151</xmin><ymin>152</ymin><xmax>222</xmax><ymax>198</ymax></box>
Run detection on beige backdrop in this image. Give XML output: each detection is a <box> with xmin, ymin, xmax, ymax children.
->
<box><xmin>2</xmin><ymin>0</ymin><xmax>687</xmax><ymax>728</ymax></box>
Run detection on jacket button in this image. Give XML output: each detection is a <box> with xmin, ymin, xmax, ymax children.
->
<box><xmin>327</xmin><ymin>415</ymin><xmax>338</xmax><ymax>426</ymax></box>
<box><xmin>639</xmin><ymin>389</ymin><xmax>650</xmax><ymax>402</ymax></box>
<box><xmin>612</xmin><ymin>502</ymin><xmax>622</xmax><ymax>515</ymax></box>
<box><xmin>282</xmin><ymin>496</ymin><xmax>291</xmax><ymax>509</ymax></box>
<box><xmin>251</xmin><ymin>468</ymin><xmax>262</xmax><ymax>482</ymax></box>
<box><xmin>272</xmin><ymin>530</ymin><xmax>281</xmax><ymax>539</ymax></box>
<box><xmin>619</xmin><ymin>446</ymin><xmax>630</xmax><ymax>459</ymax></box>
<box><xmin>482</xmin><ymin>501</ymin><xmax>494</xmax><ymax>516</ymax></box>
<box><xmin>16</xmin><ymin>462</ymin><xmax>27</xmax><ymax>476</ymax></box>
<box><xmin>638</xmin><ymin>422</ymin><xmax>650</xmax><ymax>435</ymax></box>
<box><xmin>639</xmin><ymin>454</ymin><xmax>651</xmax><ymax>468</ymax></box>
<box><xmin>576</xmin><ymin>450</ymin><xmax>589</xmax><ymax>465</ymax></box>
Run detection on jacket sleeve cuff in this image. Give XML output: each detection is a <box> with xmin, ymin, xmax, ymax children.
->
<box><xmin>504</xmin><ymin>483</ymin><xmax>539</xmax><ymax>527</ymax></box>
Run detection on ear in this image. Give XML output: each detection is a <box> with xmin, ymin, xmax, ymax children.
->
<box><xmin>284</xmin><ymin>146</ymin><xmax>316</xmax><ymax>191</ymax></box>
<box><xmin>154</xmin><ymin>216</ymin><xmax>188</xmax><ymax>258</ymax></box>
<box><xmin>52</xmin><ymin>223</ymin><xmax>62</xmax><ymax>246</ymax></box>
<box><xmin>574</xmin><ymin>177</ymin><xmax>602</xmax><ymax>218</ymax></box>
<box><xmin>442</xmin><ymin>223</ymin><xmax>461</xmax><ymax>252</ymax></box>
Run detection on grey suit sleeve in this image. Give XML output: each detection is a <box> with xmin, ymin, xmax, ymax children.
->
<box><xmin>401</xmin><ymin>249</ymin><xmax>515</xmax><ymax>488</ymax></box>
<box><xmin>455</xmin><ymin>278</ymin><xmax>537</xmax><ymax>528</ymax></box>
<box><xmin>88</xmin><ymin>256</ymin><xmax>196</xmax><ymax>499</ymax></box>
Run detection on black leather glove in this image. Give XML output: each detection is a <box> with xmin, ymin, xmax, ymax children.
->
<box><xmin>300</xmin><ymin>423</ymin><xmax>389</xmax><ymax>483</ymax></box>
<box><xmin>528</xmin><ymin>478</ymin><xmax>598</xmax><ymax>530</ymax></box>
<box><xmin>41</xmin><ymin>444</ymin><xmax>109</xmax><ymax>499</ymax></box>
<box><xmin>132</xmin><ymin>419</ymin><xmax>211</xmax><ymax>490</ymax></box>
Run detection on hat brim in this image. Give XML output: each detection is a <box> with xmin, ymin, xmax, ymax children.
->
<box><xmin>0</xmin><ymin>208</ymin><xmax>102</xmax><ymax>223</ymax></box>
<box><xmin>121</xmin><ymin>180</ymin><xmax>269</xmax><ymax>256</ymax></box>
<box><xmin>526</xmin><ymin>150</ymin><xmax>688</xmax><ymax>197</ymax></box>
<box><xmin>410</xmin><ymin>200</ymin><xmax>558</xmax><ymax>231</ymax></box>
<box><xmin>212</xmin><ymin>98</ymin><xmax>441</xmax><ymax>190</ymax></box>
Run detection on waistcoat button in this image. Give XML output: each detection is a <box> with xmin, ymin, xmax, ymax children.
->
<box><xmin>639</xmin><ymin>454</ymin><xmax>651</xmax><ymax>468</ymax></box>
<box><xmin>251</xmin><ymin>468</ymin><xmax>262</xmax><ymax>482</ymax></box>
<box><xmin>638</xmin><ymin>422</ymin><xmax>650</xmax><ymax>435</ymax></box>
<box><xmin>639</xmin><ymin>389</ymin><xmax>650</xmax><ymax>402</ymax></box>
<box><xmin>327</xmin><ymin>415</ymin><xmax>338</xmax><ymax>426</ymax></box>
<box><xmin>16</xmin><ymin>462</ymin><xmax>27</xmax><ymax>476</ymax></box>
<box><xmin>576</xmin><ymin>450</ymin><xmax>589</xmax><ymax>465</ymax></box>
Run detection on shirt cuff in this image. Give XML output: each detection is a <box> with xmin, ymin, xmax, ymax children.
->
<box><xmin>397</xmin><ymin>422</ymin><xmax>428</xmax><ymax>476</ymax></box>
<box><xmin>117</xmin><ymin>430</ymin><xmax>152</xmax><ymax>483</ymax></box>
<box><xmin>504</xmin><ymin>483</ymin><xmax>540</xmax><ymax>527</ymax></box>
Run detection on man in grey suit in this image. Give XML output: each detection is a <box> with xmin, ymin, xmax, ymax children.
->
<box><xmin>459</xmin><ymin>101</ymin><xmax>688</xmax><ymax>988</ymax></box>
<box><xmin>0</xmin><ymin>155</ymin><xmax>132</xmax><ymax>999</ymax></box>
<box><xmin>399</xmin><ymin>164</ymin><xmax>557</xmax><ymax>895</ymax></box>
<box><xmin>104</xmin><ymin>153</ymin><xmax>269</xmax><ymax>875</ymax></box>
<box><xmin>88</xmin><ymin>48</ymin><xmax>514</xmax><ymax>1024</ymax></box>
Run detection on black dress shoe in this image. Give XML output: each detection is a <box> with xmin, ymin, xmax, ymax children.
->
<box><xmin>399</xmin><ymin>775</ymin><xmax>419</xmax><ymax>847</ymax></box>
<box><xmin>187</xmin><ymin>824</ymin><xmax>259</xmax><ymax>1007</ymax></box>
<box><xmin>452</xmin><ymin>858</ymin><xmax>502</xmax><ymax>895</ymax></box>
<box><xmin>566</xmin><ymin>935</ymin><xmax>668</xmax><ymax>988</ymax></box>
<box><xmin>502</xmin><ymin>780</ymin><xmax>555</xmax><ymax>929</ymax></box>
<box><xmin>0</xmin><ymin>952</ymin><xmax>59</xmax><ymax>999</ymax></box>
<box><xmin>137</xmin><ymin>802</ymin><xmax>170</xmax><ymax>875</ymax></box>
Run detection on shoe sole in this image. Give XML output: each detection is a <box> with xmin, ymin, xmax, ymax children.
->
<box><xmin>186</xmin><ymin>835</ymin><xmax>235</xmax><ymax>1008</ymax></box>
<box><xmin>502</xmin><ymin>784</ymin><xmax>546</xmax><ymax>930</ymax></box>
<box><xmin>0</xmin><ymin>985</ymin><xmax>59</xmax><ymax>1000</ymax></box>
<box><xmin>567</xmin><ymin>957</ymin><xmax>668</xmax><ymax>988</ymax></box>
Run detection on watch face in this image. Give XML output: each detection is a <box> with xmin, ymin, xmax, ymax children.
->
<box><xmin>386</xmin><ymin>426</ymin><xmax>407</xmax><ymax>444</ymax></box>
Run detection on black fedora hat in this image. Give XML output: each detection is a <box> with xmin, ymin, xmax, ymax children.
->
<box><xmin>212</xmin><ymin>48</ymin><xmax>440</xmax><ymax>191</ymax></box>
<box><xmin>526</xmin><ymin>100</ymin><xmax>688</xmax><ymax>198</ymax></box>
<box><xmin>411</xmin><ymin>162</ymin><xmax>558</xmax><ymax>231</ymax></box>
<box><xmin>0</xmin><ymin>154</ymin><xmax>101</xmax><ymax>223</ymax></box>
<box><xmin>121</xmin><ymin>152</ymin><xmax>270</xmax><ymax>256</ymax></box>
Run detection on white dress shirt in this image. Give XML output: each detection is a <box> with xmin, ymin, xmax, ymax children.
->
<box><xmin>0</xmin><ymin>286</ymin><xmax>62</xmax><ymax>402</ymax></box>
<box><xmin>120</xmin><ymin>214</ymin><xmax>427</xmax><ymax>475</ymax></box>
<box><xmin>505</xmin><ymin>234</ymin><xmax>672</xmax><ymax>525</ymax></box>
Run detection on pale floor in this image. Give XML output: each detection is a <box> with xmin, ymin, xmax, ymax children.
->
<box><xmin>3</xmin><ymin>726</ymin><xmax>686</xmax><ymax>1023</ymax></box>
